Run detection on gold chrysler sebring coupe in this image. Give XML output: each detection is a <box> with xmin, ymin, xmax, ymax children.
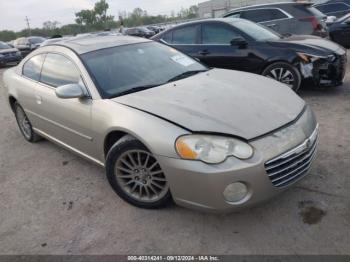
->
<box><xmin>3</xmin><ymin>36</ymin><xmax>318</xmax><ymax>212</ymax></box>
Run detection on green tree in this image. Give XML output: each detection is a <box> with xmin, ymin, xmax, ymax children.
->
<box><xmin>75</xmin><ymin>0</ymin><xmax>114</xmax><ymax>29</ymax></box>
<box><xmin>75</xmin><ymin>9</ymin><xmax>96</xmax><ymax>26</ymax></box>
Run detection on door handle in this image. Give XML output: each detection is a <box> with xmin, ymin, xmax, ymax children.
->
<box><xmin>35</xmin><ymin>95</ymin><xmax>42</xmax><ymax>105</ymax></box>
<box><xmin>199</xmin><ymin>50</ymin><xmax>210</xmax><ymax>55</ymax></box>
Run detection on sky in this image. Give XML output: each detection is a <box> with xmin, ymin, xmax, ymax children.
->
<box><xmin>0</xmin><ymin>0</ymin><xmax>203</xmax><ymax>31</ymax></box>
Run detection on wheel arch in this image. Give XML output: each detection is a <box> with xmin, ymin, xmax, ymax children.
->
<box><xmin>260</xmin><ymin>59</ymin><xmax>297</xmax><ymax>74</ymax></box>
<box><xmin>8</xmin><ymin>95</ymin><xmax>17</xmax><ymax>112</ymax></box>
<box><xmin>103</xmin><ymin>129</ymin><xmax>153</xmax><ymax>159</ymax></box>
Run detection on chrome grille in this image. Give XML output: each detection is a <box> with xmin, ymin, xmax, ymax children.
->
<box><xmin>265</xmin><ymin>125</ymin><xmax>319</xmax><ymax>188</ymax></box>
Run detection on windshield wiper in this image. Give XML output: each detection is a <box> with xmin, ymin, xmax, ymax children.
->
<box><xmin>166</xmin><ymin>69</ymin><xmax>208</xmax><ymax>83</ymax></box>
<box><xmin>110</xmin><ymin>84</ymin><xmax>161</xmax><ymax>98</ymax></box>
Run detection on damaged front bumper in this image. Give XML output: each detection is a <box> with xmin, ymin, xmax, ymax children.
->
<box><xmin>299</xmin><ymin>52</ymin><xmax>347</xmax><ymax>87</ymax></box>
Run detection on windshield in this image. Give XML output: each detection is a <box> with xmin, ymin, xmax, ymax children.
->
<box><xmin>0</xmin><ymin>42</ymin><xmax>10</xmax><ymax>49</ymax></box>
<box><xmin>82</xmin><ymin>42</ymin><xmax>208</xmax><ymax>98</ymax></box>
<box><xmin>29</xmin><ymin>37</ymin><xmax>45</xmax><ymax>44</ymax></box>
<box><xmin>232</xmin><ymin>19</ymin><xmax>281</xmax><ymax>41</ymax></box>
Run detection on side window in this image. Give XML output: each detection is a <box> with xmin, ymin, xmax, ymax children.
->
<box><xmin>22</xmin><ymin>54</ymin><xmax>46</xmax><ymax>81</ymax></box>
<box><xmin>172</xmin><ymin>25</ymin><xmax>198</xmax><ymax>44</ymax></box>
<box><xmin>202</xmin><ymin>24</ymin><xmax>240</xmax><ymax>44</ymax></box>
<box><xmin>40</xmin><ymin>53</ymin><xmax>80</xmax><ymax>88</ymax></box>
<box><xmin>270</xmin><ymin>9</ymin><xmax>288</xmax><ymax>20</ymax></box>
<box><xmin>225</xmin><ymin>12</ymin><xmax>241</xmax><ymax>18</ymax></box>
<box><xmin>161</xmin><ymin>32</ymin><xmax>172</xmax><ymax>43</ymax></box>
<box><xmin>242</xmin><ymin>9</ymin><xmax>287</xmax><ymax>23</ymax></box>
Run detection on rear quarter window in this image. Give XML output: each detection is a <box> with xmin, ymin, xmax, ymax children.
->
<box><xmin>22</xmin><ymin>54</ymin><xmax>46</xmax><ymax>81</ymax></box>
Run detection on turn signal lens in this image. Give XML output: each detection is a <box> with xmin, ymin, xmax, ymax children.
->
<box><xmin>175</xmin><ymin>140</ymin><xmax>198</xmax><ymax>159</ymax></box>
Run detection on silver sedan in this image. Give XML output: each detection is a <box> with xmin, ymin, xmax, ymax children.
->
<box><xmin>3</xmin><ymin>36</ymin><xmax>318</xmax><ymax>212</ymax></box>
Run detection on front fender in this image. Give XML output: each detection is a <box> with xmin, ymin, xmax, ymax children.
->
<box><xmin>92</xmin><ymin>100</ymin><xmax>191</xmax><ymax>163</ymax></box>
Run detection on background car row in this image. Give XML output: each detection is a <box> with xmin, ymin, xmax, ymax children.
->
<box><xmin>152</xmin><ymin>18</ymin><xmax>347</xmax><ymax>92</ymax></box>
<box><xmin>1</xmin><ymin>1</ymin><xmax>349</xmax><ymax>70</ymax></box>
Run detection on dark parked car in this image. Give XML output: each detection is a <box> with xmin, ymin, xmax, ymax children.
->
<box><xmin>223</xmin><ymin>2</ymin><xmax>328</xmax><ymax>38</ymax></box>
<box><xmin>329</xmin><ymin>13</ymin><xmax>350</xmax><ymax>47</ymax></box>
<box><xmin>314</xmin><ymin>2</ymin><xmax>350</xmax><ymax>18</ymax></box>
<box><xmin>125</xmin><ymin>27</ymin><xmax>155</xmax><ymax>38</ymax></box>
<box><xmin>147</xmin><ymin>26</ymin><xmax>162</xmax><ymax>34</ymax></box>
<box><xmin>152</xmin><ymin>18</ymin><xmax>347</xmax><ymax>91</ymax></box>
<box><xmin>13</xmin><ymin>36</ymin><xmax>45</xmax><ymax>56</ymax></box>
<box><xmin>0</xmin><ymin>41</ymin><xmax>22</xmax><ymax>67</ymax></box>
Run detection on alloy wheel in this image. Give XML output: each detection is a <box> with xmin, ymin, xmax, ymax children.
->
<box><xmin>115</xmin><ymin>150</ymin><xmax>169</xmax><ymax>203</ymax></box>
<box><xmin>265</xmin><ymin>67</ymin><xmax>295</xmax><ymax>88</ymax></box>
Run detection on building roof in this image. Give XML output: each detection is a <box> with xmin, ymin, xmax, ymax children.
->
<box><xmin>51</xmin><ymin>35</ymin><xmax>150</xmax><ymax>54</ymax></box>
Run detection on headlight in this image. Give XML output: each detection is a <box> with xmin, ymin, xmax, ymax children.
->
<box><xmin>175</xmin><ymin>135</ymin><xmax>253</xmax><ymax>164</ymax></box>
<box><xmin>297</xmin><ymin>52</ymin><xmax>328</xmax><ymax>63</ymax></box>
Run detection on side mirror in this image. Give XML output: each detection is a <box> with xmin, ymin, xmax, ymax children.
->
<box><xmin>230</xmin><ymin>37</ymin><xmax>247</xmax><ymax>48</ymax></box>
<box><xmin>55</xmin><ymin>84</ymin><xmax>85</xmax><ymax>99</ymax></box>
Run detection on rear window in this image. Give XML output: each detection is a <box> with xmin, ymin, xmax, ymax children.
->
<box><xmin>285</xmin><ymin>4</ymin><xmax>323</xmax><ymax>17</ymax></box>
<box><xmin>241</xmin><ymin>9</ymin><xmax>288</xmax><ymax>23</ymax></box>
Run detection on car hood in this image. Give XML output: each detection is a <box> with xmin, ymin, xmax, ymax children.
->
<box><xmin>0</xmin><ymin>48</ymin><xmax>19</xmax><ymax>54</ymax></box>
<box><xmin>112</xmin><ymin>69</ymin><xmax>305</xmax><ymax>140</ymax></box>
<box><xmin>269</xmin><ymin>35</ymin><xmax>345</xmax><ymax>56</ymax></box>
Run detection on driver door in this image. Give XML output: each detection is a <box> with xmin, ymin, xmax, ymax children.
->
<box><xmin>33</xmin><ymin>52</ymin><xmax>95</xmax><ymax>157</ymax></box>
<box><xmin>196</xmin><ymin>21</ymin><xmax>251</xmax><ymax>71</ymax></box>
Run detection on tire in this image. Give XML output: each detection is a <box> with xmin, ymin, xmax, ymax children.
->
<box><xmin>106</xmin><ymin>135</ymin><xmax>172</xmax><ymax>209</ymax></box>
<box><xmin>262</xmin><ymin>62</ymin><xmax>302</xmax><ymax>92</ymax></box>
<box><xmin>14</xmin><ymin>102</ymin><xmax>42</xmax><ymax>143</ymax></box>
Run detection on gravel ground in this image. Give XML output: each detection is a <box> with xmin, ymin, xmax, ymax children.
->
<box><xmin>0</xmin><ymin>54</ymin><xmax>349</xmax><ymax>255</ymax></box>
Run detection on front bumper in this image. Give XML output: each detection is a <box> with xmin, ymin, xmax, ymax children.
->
<box><xmin>301</xmin><ymin>52</ymin><xmax>347</xmax><ymax>87</ymax></box>
<box><xmin>157</xmin><ymin>106</ymin><xmax>318</xmax><ymax>212</ymax></box>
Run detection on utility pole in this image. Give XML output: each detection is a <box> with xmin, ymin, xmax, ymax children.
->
<box><xmin>25</xmin><ymin>16</ymin><xmax>31</xmax><ymax>36</ymax></box>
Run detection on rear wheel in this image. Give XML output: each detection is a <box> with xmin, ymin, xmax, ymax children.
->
<box><xmin>14</xmin><ymin>102</ymin><xmax>41</xmax><ymax>142</ymax></box>
<box><xmin>262</xmin><ymin>62</ymin><xmax>302</xmax><ymax>92</ymax></box>
<box><xmin>106</xmin><ymin>135</ymin><xmax>172</xmax><ymax>209</ymax></box>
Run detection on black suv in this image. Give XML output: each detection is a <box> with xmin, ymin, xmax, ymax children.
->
<box><xmin>223</xmin><ymin>2</ymin><xmax>328</xmax><ymax>37</ymax></box>
<box><xmin>152</xmin><ymin>18</ymin><xmax>347</xmax><ymax>91</ymax></box>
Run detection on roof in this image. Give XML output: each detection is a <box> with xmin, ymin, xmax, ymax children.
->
<box><xmin>159</xmin><ymin>18</ymin><xmax>243</xmax><ymax>28</ymax></box>
<box><xmin>51</xmin><ymin>35</ymin><xmax>151</xmax><ymax>54</ymax></box>
<box><xmin>226</xmin><ymin>1</ymin><xmax>310</xmax><ymax>12</ymax></box>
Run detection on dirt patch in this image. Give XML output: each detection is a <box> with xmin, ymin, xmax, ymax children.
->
<box><xmin>299</xmin><ymin>201</ymin><xmax>326</xmax><ymax>225</ymax></box>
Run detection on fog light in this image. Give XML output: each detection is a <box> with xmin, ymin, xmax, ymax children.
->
<box><xmin>223</xmin><ymin>182</ymin><xmax>248</xmax><ymax>203</ymax></box>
